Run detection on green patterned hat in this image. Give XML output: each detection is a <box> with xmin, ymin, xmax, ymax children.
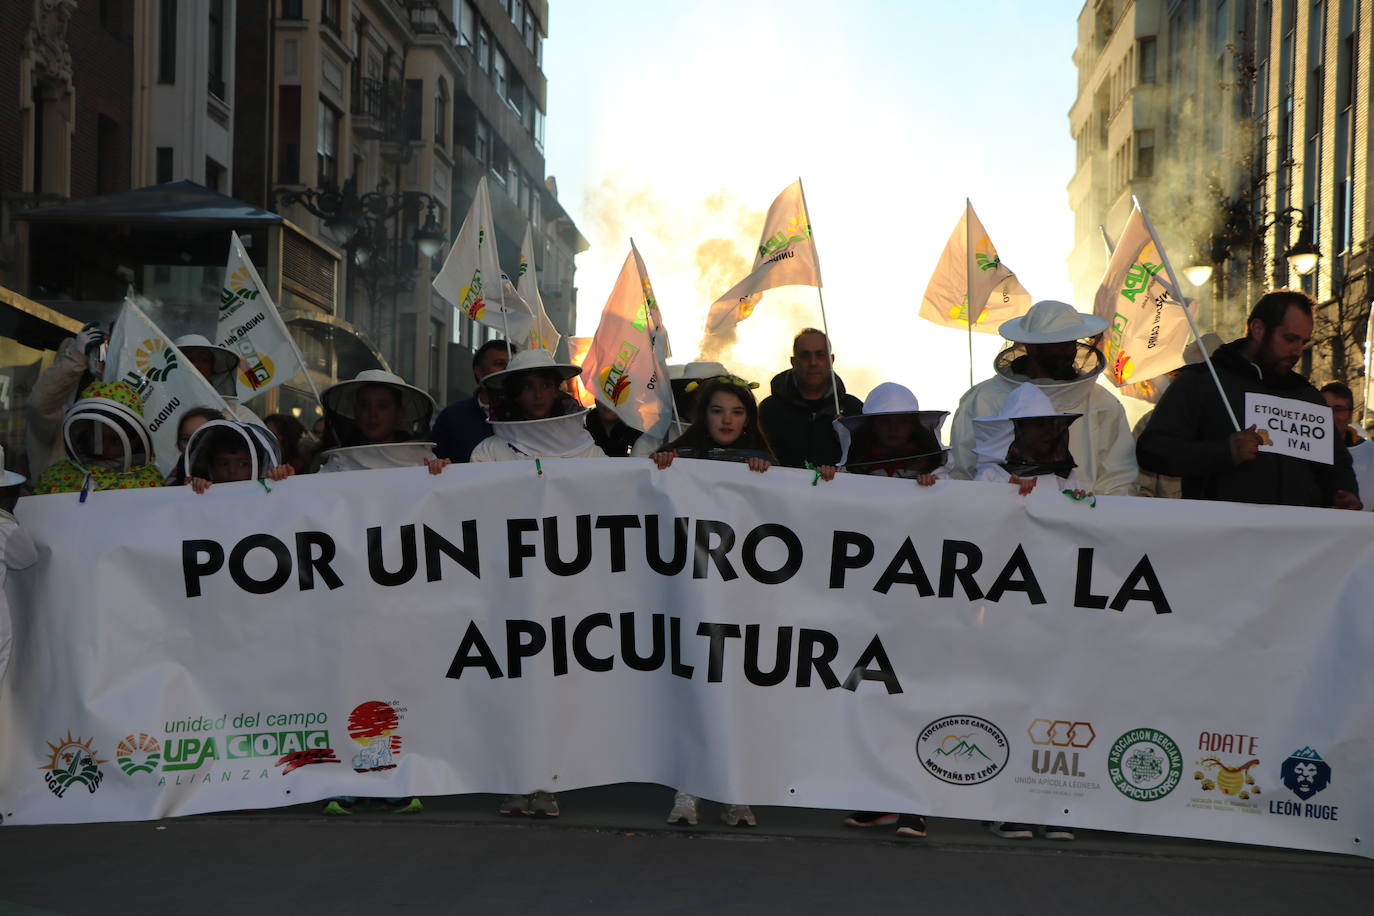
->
<box><xmin>78</xmin><ymin>381</ymin><xmax>146</xmax><ymax>417</ymax></box>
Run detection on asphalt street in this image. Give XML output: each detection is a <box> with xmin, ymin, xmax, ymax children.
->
<box><xmin>2</xmin><ymin>784</ymin><xmax>1371</xmax><ymax>915</ymax></box>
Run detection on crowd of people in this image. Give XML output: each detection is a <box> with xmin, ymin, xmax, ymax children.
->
<box><xmin>1</xmin><ymin>288</ymin><xmax>1366</xmax><ymax>839</ymax></box>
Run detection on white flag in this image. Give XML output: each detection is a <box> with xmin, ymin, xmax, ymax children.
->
<box><xmin>581</xmin><ymin>244</ymin><xmax>673</xmax><ymax>438</ymax></box>
<box><xmin>566</xmin><ymin>335</ymin><xmax>596</xmax><ymax>407</ymax></box>
<box><xmin>1093</xmin><ymin>199</ymin><xmax>1195</xmax><ymax>387</ymax></box>
<box><xmin>217</xmin><ymin>231</ymin><xmax>313</xmax><ymax>401</ymax></box>
<box><xmin>919</xmin><ymin>200</ymin><xmax>1032</xmax><ymax>332</ymax></box>
<box><xmin>518</xmin><ymin>224</ymin><xmax>561</xmax><ymax>354</ymax></box>
<box><xmin>104</xmin><ymin>299</ymin><xmax>230</xmax><ymax>475</ymax></box>
<box><xmin>432</xmin><ymin>176</ymin><xmax>532</xmax><ymax>342</ymax></box>
<box><xmin>703</xmin><ymin>180</ymin><xmax>821</xmax><ymax>334</ymax></box>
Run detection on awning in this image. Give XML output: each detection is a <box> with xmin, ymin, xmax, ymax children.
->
<box><xmin>14</xmin><ymin>180</ymin><xmax>282</xmax><ymax>227</ymax></box>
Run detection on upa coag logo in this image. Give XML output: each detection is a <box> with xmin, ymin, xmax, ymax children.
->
<box><xmin>973</xmin><ymin>234</ymin><xmax>1001</xmax><ymax>272</ymax></box>
<box><xmin>40</xmin><ymin>731</ymin><xmax>107</xmax><ymax>798</ymax></box>
<box><xmin>598</xmin><ymin>341</ymin><xmax>639</xmax><ymax>405</ymax></box>
<box><xmin>219</xmin><ymin>266</ymin><xmax>261</xmax><ymax>315</ymax></box>
<box><xmin>115</xmin><ymin>732</ymin><xmax>162</xmax><ymax>776</ymax></box>
<box><xmin>133</xmin><ymin>337</ymin><xmax>179</xmax><ymax>382</ymax></box>
<box><xmin>756</xmin><ymin>214</ymin><xmax>811</xmax><ymax>261</ymax></box>
<box><xmin>1107</xmin><ymin>727</ymin><xmax>1182</xmax><ymax>802</ymax></box>
<box><xmin>917</xmin><ymin>715</ymin><xmax>1009</xmax><ymax>785</ymax></box>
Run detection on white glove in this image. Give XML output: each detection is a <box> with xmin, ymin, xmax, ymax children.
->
<box><xmin>74</xmin><ymin>322</ymin><xmax>106</xmax><ymax>353</ymax></box>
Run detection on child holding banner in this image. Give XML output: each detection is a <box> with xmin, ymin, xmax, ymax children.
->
<box><xmin>973</xmin><ymin>382</ymin><xmax>1085</xmax><ymax>498</ymax></box>
<box><xmin>835</xmin><ymin>382</ymin><xmax>948</xmax><ymax>485</ymax></box>
<box><xmin>182</xmin><ymin>421</ymin><xmax>294</xmax><ymax>493</ymax></box>
<box><xmin>31</xmin><ymin>382</ymin><xmax>163</xmax><ymax>495</ymax></box>
<box><xmin>472</xmin><ymin>349</ymin><xmax>599</xmax><ymax>818</ymax></box>
<box><xmin>315</xmin><ymin>370</ymin><xmax>448</xmax><ymax>475</ymax></box>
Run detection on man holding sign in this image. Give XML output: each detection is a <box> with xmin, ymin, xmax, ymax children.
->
<box><xmin>1137</xmin><ymin>291</ymin><xmax>1360</xmax><ymax>509</ymax></box>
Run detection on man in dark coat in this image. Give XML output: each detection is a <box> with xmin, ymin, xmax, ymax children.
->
<box><xmin>759</xmin><ymin>328</ymin><xmax>863</xmax><ymax>468</ymax></box>
<box><xmin>432</xmin><ymin>340</ymin><xmax>516</xmax><ymax>462</ymax></box>
<box><xmin>1137</xmin><ymin>290</ymin><xmax>1360</xmax><ymax>509</ymax></box>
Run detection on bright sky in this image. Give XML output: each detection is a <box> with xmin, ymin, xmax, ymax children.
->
<box><xmin>544</xmin><ymin>0</ymin><xmax>1085</xmax><ymax>413</ymax></box>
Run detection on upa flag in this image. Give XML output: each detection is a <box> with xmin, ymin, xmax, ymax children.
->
<box><xmin>581</xmin><ymin>243</ymin><xmax>673</xmax><ymax>438</ymax></box>
<box><xmin>104</xmin><ymin>299</ymin><xmax>230</xmax><ymax>476</ymax></box>
<box><xmin>518</xmin><ymin>224</ymin><xmax>561</xmax><ymax>353</ymax></box>
<box><xmin>919</xmin><ymin>200</ymin><xmax>1031</xmax><ymax>332</ymax></box>
<box><xmin>1093</xmin><ymin>199</ymin><xmax>1194</xmax><ymax>387</ymax></box>
<box><xmin>217</xmin><ymin>231</ymin><xmax>312</xmax><ymax>400</ymax></box>
<box><xmin>704</xmin><ymin>179</ymin><xmax>821</xmax><ymax>334</ymax></box>
<box><xmin>432</xmin><ymin>176</ymin><xmax>532</xmax><ymax>343</ymax></box>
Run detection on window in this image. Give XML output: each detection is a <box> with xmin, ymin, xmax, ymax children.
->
<box><xmin>279</xmin><ymin>86</ymin><xmax>301</xmax><ymax>184</ymax></box>
<box><xmin>511</xmin><ymin>0</ymin><xmax>523</xmax><ymax>26</ymax></box>
<box><xmin>1214</xmin><ymin>0</ymin><xmax>1229</xmax><ymax>52</ymax></box>
<box><xmin>281</xmin><ymin>0</ymin><xmax>303</xmax><ymax>16</ymax></box>
<box><xmin>100</xmin><ymin>0</ymin><xmax>126</xmax><ymax>36</ymax></box>
<box><xmin>322</xmin><ymin>0</ymin><xmax>341</xmax><ymax>33</ymax></box>
<box><xmin>317</xmin><ymin>99</ymin><xmax>339</xmax><ymax>185</ymax></box>
<box><xmin>405</xmin><ymin>79</ymin><xmax>423</xmax><ymax>141</ymax></box>
<box><xmin>1138</xmin><ymin>36</ymin><xmax>1157</xmax><ymax>83</ymax></box>
<box><xmin>429</xmin><ymin>318</ymin><xmax>443</xmax><ymax>396</ymax></box>
<box><xmin>158</xmin><ymin>0</ymin><xmax>176</xmax><ymax>83</ymax></box>
<box><xmin>477</xmin><ymin>23</ymin><xmax>492</xmax><ymax>72</ymax></box>
<box><xmin>156</xmin><ymin>147</ymin><xmax>173</xmax><ymax>184</ymax></box>
<box><xmin>208</xmin><ymin>0</ymin><xmax>225</xmax><ymax>99</ymax></box>
<box><xmin>205</xmin><ymin>157</ymin><xmax>224</xmax><ymax>192</ymax></box>
<box><xmin>1134</xmin><ymin>130</ymin><xmax>1155</xmax><ymax>178</ymax></box>
<box><xmin>435</xmin><ymin>77</ymin><xmax>448</xmax><ymax>146</ymax></box>
<box><xmin>524</xmin><ymin>11</ymin><xmax>536</xmax><ymax>53</ymax></box>
<box><xmin>96</xmin><ymin>116</ymin><xmax>121</xmax><ymax>194</ymax></box>
<box><xmin>492</xmin><ymin>49</ymin><xmax>508</xmax><ymax>98</ymax></box>
<box><xmin>533</xmin><ymin>106</ymin><xmax>545</xmax><ymax>151</ymax></box>
<box><xmin>475</xmin><ymin>118</ymin><xmax>490</xmax><ymax>163</ymax></box>
<box><xmin>459</xmin><ymin>1</ymin><xmax>476</xmax><ymax>47</ymax></box>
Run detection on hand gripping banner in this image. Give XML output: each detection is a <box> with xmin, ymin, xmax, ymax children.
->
<box><xmin>2</xmin><ymin>463</ymin><xmax>1371</xmax><ymax>857</ymax></box>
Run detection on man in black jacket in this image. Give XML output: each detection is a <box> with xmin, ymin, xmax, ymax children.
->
<box><xmin>759</xmin><ymin>328</ymin><xmax>863</xmax><ymax>468</ymax></box>
<box><xmin>1137</xmin><ymin>290</ymin><xmax>1360</xmax><ymax>509</ymax></box>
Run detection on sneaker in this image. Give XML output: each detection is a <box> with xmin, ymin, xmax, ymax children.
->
<box><xmin>498</xmin><ymin>794</ymin><xmax>531</xmax><ymax>816</ymax></box>
<box><xmin>843</xmin><ymin>811</ymin><xmax>898</xmax><ymax>828</ymax></box>
<box><xmin>322</xmin><ymin>797</ymin><xmax>356</xmax><ymax>816</ymax></box>
<box><xmin>990</xmin><ymin>821</ymin><xmax>1034</xmax><ymax>839</ymax></box>
<box><xmin>1042</xmin><ymin>824</ymin><xmax>1075</xmax><ymax>841</ymax></box>
<box><xmin>667</xmin><ymin>791</ymin><xmax>700</xmax><ymax>825</ymax></box>
<box><xmin>529</xmin><ymin>790</ymin><xmax>560</xmax><ymax>818</ymax></box>
<box><xmin>894</xmin><ymin>814</ymin><xmax>928</xmax><ymax>838</ymax></box>
<box><xmin>385</xmin><ymin>797</ymin><xmax>423</xmax><ymax>814</ymax></box>
<box><xmin>721</xmin><ymin>804</ymin><xmax>756</xmax><ymax>827</ymax></box>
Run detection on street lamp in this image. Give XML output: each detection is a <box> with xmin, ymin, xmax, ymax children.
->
<box><xmin>413</xmin><ymin>205</ymin><xmax>446</xmax><ymax>259</ymax></box>
<box><xmin>1182</xmin><ymin>262</ymin><xmax>1214</xmax><ymax>287</ymax></box>
<box><xmin>1285</xmin><ymin>229</ymin><xmax>1321</xmax><ymax>277</ymax></box>
<box><xmin>276</xmin><ymin>175</ymin><xmax>448</xmax><ymax>263</ymax></box>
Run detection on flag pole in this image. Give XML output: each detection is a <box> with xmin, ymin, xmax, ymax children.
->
<box><xmin>797</xmin><ymin>178</ymin><xmax>842</xmax><ymax>417</ymax></box>
<box><xmin>965</xmin><ymin>198</ymin><xmax>975</xmax><ymax>390</ymax></box>
<box><xmin>1135</xmin><ymin>196</ymin><xmax>1241</xmax><ymax>432</ymax></box>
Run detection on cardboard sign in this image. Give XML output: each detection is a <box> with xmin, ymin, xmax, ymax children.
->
<box><xmin>1245</xmin><ymin>393</ymin><xmax>1334</xmax><ymax>465</ymax></box>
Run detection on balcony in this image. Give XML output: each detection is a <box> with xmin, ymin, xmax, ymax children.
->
<box><xmin>406</xmin><ymin>0</ymin><xmax>456</xmax><ymax>40</ymax></box>
<box><xmin>351</xmin><ymin>77</ymin><xmax>403</xmax><ymax>140</ymax></box>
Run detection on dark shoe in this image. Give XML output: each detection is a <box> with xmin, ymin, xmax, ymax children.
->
<box><xmin>529</xmin><ymin>790</ymin><xmax>560</xmax><ymax>818</ymax></box>
<box><xmin>499</xmin><ymin>794</ymin><xmax>531</xmax><ymax>816</ymax></box>
<box><xmin>844</xmin><ymin>811</ymin><xmax>898</xmax><ymax>828</ymax></box>
<box><xmin>894</xmin><ymin>814</ymin><xmax>928</xmax><ymax>838</ymax></box>
<box><xmin>990</xmin><ymin>821</ymin><xmax>1034</xmax><ymax>839</ymax></box>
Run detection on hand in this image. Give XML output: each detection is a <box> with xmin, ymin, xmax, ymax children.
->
<box><xmin>189</xmin><ymin>477</ymin><xmax>211</xmax><ymax>494</ymax></box>
<box><xmin>653</xmin><ymin>450</ymin><xmax>677</xmax><ymax>469</ymax></box>
<box><xmin>425</xmin><ymin>457</ymin><xmax>451</xmax><ymax>475</ymax></box>
<box><xmin>266</xmin><ymin>465</ymin><xmax>294</xmax><ymax>482</ymax></box>
<box><xmin>75</xmin><ymin>322</ymin><xmax>106</xmax><ymax>353</ymax></box>
<box><xmin>1229</xmin><ymin>425</ymin><xmax>1264</xmax><ymax>464</ymax></box>
<box><xmin>1009</xmin><ymin>475</ymin><xmax>1038</xmax><ymax>496</ymax></box>
<box><xmin>817</xmin><ymin>464</ymin><xmax>837</xmax><ymax>482</ymax></box>
<box><xmin>1332</xmin><ymin>489</ymin><xmax>1363</xmax><ymax>511</ymax></box>
<box><xmin>747</xmin><ymin>456</ymin><xmax>771</xmax><ymax>473</ymax></box>
<box><xmin>916</xmin><ymin>474</ymin><xmax>938</xmax><ymax>487</ymax></box>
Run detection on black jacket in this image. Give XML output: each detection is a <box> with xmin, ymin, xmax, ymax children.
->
<box><xmin>758</xmin><ymin>370</ymin><xmax>863</xmax><ymax>468</ymax></box>
<box><xmin>1136</xmin><ymin>339</ymin><xmax>1357</xmax><ymax>507</ymax></box>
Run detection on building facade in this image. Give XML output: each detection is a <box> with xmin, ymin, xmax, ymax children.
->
<box><xmin>1068</xmin><ymin>0</ymin><xmax>1374</xmax><ymax>412</ymax></box>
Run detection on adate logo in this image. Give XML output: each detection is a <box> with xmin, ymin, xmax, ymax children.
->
<box><xmin>40</xmin><ymin>731</ymin><xmax>107</xmax><ymax>798</ymax></box>
<box><xmin>1107</xmin><ymin>727</ymin><xmax>1182</xmax><ymax>802</ymax></box>
<box><xmin>917</xmin><ymin>715</ymin><xmax>1009</xmax><ymax>786</ymax></box>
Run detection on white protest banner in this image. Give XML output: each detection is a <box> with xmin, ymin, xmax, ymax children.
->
<box><xmin>1094</xmin><ymin>201</ymin><xmax>1195</xmax><ymax>388</ymax></box>
<box><xmin>103</xmin><ymin>299</ymin><xmax>230</xmax><ymax>475</ymax></box>
<box><xmin>217</xmin><ymin>232</ymin><xmax>315</xmax><ymax>402</ymax></box>
<box><xmin>432</xmin><ymin>176</ymin><xmax>532</xmax><ymax>343</ymax></box>
<box><xmin>1246</xmin><ymin>393</ymin><xmax>1334</xmax><ymax>465</ymax></box>
<box><xmin>919</xmin><ymin>201</ymin><xmax>1032</xmax><ymax>332</ymax></box>
<box><xmin>4</xmin><ymin>464</ymin><xmax>1373</xmax><ymax>859</ymax></box>
<box><xmin>703</xmin><ymin>180</ymin><xmax>821</xmax><ymax>334</ymax></box>
<box><xmin>580</xmin><ymin>243</ymin><xmax>673</xmax><ymax>437</ymax></box>
<box><xmin>518</xmin><ymin>224</ymin><xmax>561</xmax><ymax>354</ymax></box>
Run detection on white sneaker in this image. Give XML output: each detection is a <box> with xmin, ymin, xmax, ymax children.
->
<box><xmin>1042</xmin><ymin>824</ymin><xmax>1075</xmax><ymax>841</ymax></box>
<box><xmin>721</xmin><ymin>804</ymin><xmax>756</xmax><ymax>827</ymax></box>
<box><xmin>989</xmin><ymin>821</ymin><xmax>1034</xmax><ymax>839</ymax></box>
<box><xmin>667</xmin><ymin>791</ymin><xmax>699</xmax><ymax>825</ymax></box>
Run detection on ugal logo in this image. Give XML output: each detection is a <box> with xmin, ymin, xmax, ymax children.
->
<box><xmin>40</xmin><ymin>731</ymin><xmax>107</xmax><ymax>798</ymax></box>
<box><xmin>917</xmin><ymin>715</ymin><xmax>1009</xmax><ymax>785</ymax></box>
